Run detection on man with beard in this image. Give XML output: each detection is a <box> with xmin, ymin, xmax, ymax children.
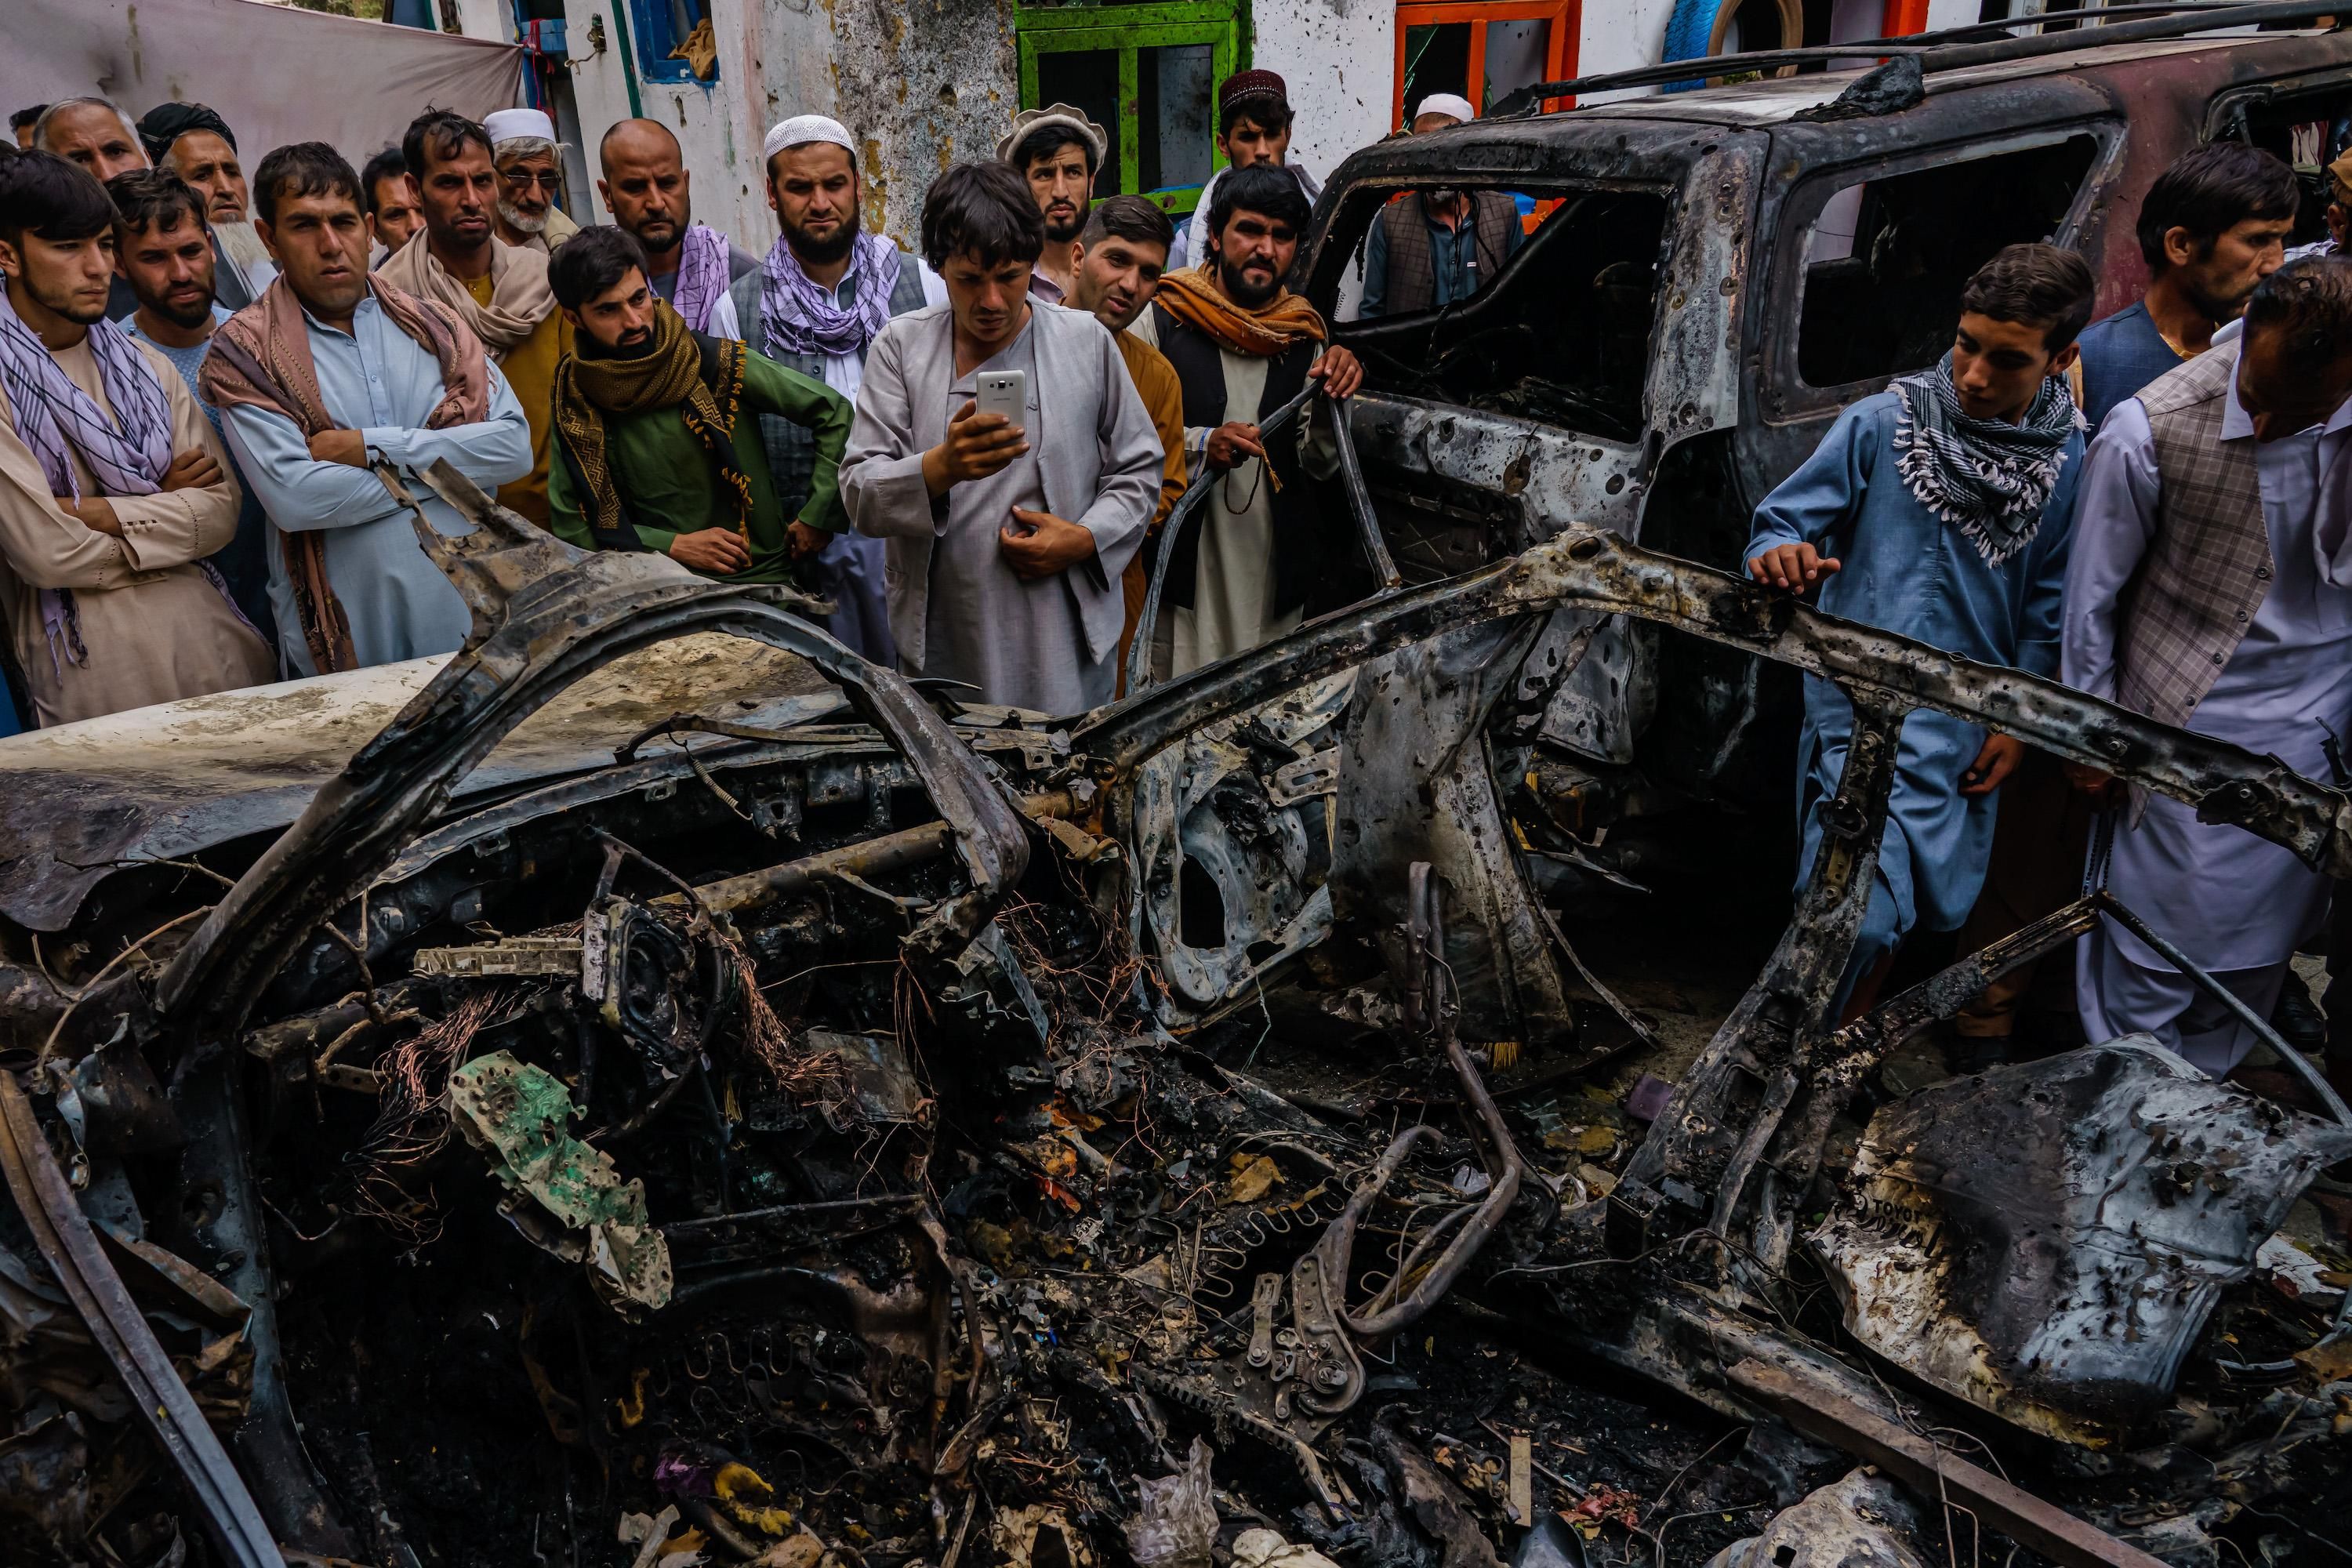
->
<box><xmin>132</xmin><ymin>102</ymin><xmax>259</xmax><ymax>313</ymax></box>
<box><xmin>2063</xmin><ymin>256</ymin><xmax>2352</xmax><ymax>1078</ymax></box>
<box><xmin>361</xmin><ymin>147</ymin><xmax>423</xmax><ymax>267</ymax></box>
<box><xmin>840</xmin><ymin>161</ymin><xmax>1161</xmax><ymax>713</ymax></box>
<box><xmin>996</xmin><ymin>104</ymin><xmax>1107</xmax><ymax>304</ymax></box>
<box><xmin>1169</xmin><ymin>72</ymin><xmax>1321</xmax><ymax>273</ymax></box>
<box><xmin>725</xmin><ymin>114</ymin><xmax>941</xmax><ymax>666</ymax></box>
<box><xmin>1128</xmin><ymin>162</ymin><xmax>1362</xmax><ymax>673</ymax></box>
<box><xmin>379</xmin><ymin>109</ymin><xmax>570</xmax><ymax>525</ymax></box>
<box><xmin>546</xmin><ymin>225</ymin><xmax>850</xmax><ymax>581</ymax></box>
<box><xmin>2075</xmin><ymin>144</ymin><xmax>2297</xmax><ymax>430</ymax></box>
<box><xmin>1359</xmin><ymin>93</ymin><xmax>1523</xmax><ymax>319</ymax></box>
<box><xmin>596</xmin><ymin>119</ymin><xmax>757</xmax><ymax>337</ymax></box>
<box><xmin>1950</xmin><ymin>143</ymin><xmax>2301</xmax><ymax>1064</ymax></box>
<box><xmin>1066</xmin><ymin>194</ymin><xmax>1186</xmax><ymax>684</ymax></box>
<box><xmin>484</xmin><ymin>108</ymin><xmax>579</xmax><ymax>255</ymax></box>
<box><xmin>0</xmin><ymin>151</ymin><xmax>270</xmax><ymax>725</ymax></box>
<box><xmin>111</xmin><ymin>169</ymin><xmax>273</xmax><ymax>644</ymax></box>
<box><xmin>206</xmin><ymin>142</ymin><xmax>529</xmax><ymax>678</ymax></box>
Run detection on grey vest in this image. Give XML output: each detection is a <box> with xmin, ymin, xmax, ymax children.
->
<box><xmin>728</xmin><ymin>256</ymin><xmax>931</xmax><ymax>517</ymax></box>
<box><xmin>2118</xmin><ymin>346</ymin><xmax>2271</xmax><ymax>735</ymax></box>
<box><xmin>1376</xmin><ymin>192</ymin><xmax>1519</xmax><ymax>317</ymax></box>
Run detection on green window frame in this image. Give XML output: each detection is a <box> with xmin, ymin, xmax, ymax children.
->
<box><xmin>1014</xmin><ymin>2</ymin><xmax>1247</xmax><ymax>216</ymax></box>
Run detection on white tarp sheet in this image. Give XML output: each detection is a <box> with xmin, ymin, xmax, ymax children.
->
<box><xmin>0</xmin><ymin>0</ymin><xmax>521</xmax><ymax>171</ymax></box>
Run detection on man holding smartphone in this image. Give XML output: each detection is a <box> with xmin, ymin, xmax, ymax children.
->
<box><xmin>840</xmin><ymin>161</ymin><xmax>1162</xmax><ymax>713</ymax></box>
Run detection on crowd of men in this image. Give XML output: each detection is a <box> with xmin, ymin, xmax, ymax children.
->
<box><xmin>1744</xmin><ymin>141</ymin><xmax>2352</xmax><ymax>1087</ymax></box>
<box><xmin>4</xmin><ymin>73</ymin><xmax>2352</xmax><ymax>1088</ymax></box>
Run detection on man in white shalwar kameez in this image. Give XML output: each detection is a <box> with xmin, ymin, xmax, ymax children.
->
<box><xmin>2062</xmin><ymin>256</ymin><xmax>2352</xmax><ymax>1075</ymax></box>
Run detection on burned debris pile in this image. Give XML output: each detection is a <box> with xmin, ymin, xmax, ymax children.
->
<box><xmin>0</xmin><ymin>475</ymin><xmax>2347</xmax><ymax>1568</ymax></box>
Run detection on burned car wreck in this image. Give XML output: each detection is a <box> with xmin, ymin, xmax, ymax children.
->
<box><xmin>0</xmin><ymin>437</ymin><xmax>2347</xmax><ymax>1568</ymax></box>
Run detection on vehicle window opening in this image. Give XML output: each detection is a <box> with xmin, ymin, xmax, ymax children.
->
<box><xmin>1795</xmin><ymin>133</ymin><xmax>2098</xmax><ymax>390</ymax></box>
<box><xmin>2216</xmin><ymin>89</ymin><xmax>2352</xmax><ymax>247</ymax></box>
<box><xmin>1178</xmin><ymin>855</ymin><xmax>1229</xmax><ymax>949</ymax></box>
<box><xmin>1341</xmin><ymin>185</ymin><xmax>1670</xmax><ymax>444</ymax></box>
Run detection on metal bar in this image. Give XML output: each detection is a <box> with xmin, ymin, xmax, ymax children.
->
<box><xmin>0</xmin><ymin>1072</ymin><xmax>284</xmax><ymax>1568</ymax></box>
<box><xmin>2092</xmin><ymin>891</ymin><xmax>2352</xmax><ymax>1124</ymax></box>
<box><xmin>674</xmin><ymin>789</ymin><xmax>1078</xmax><ymax>916</ymax></box>
<box><xmin>1490</xmin><ymin>0</ymin><xmax>2343</xmax><ymax>115</ymax></box>
<box><xmin>1331</xmin><ymin>397</ymin><xmax>1404</xmax><ymax>595</ymax></box>
<box><xmin>1729</xmin><ymin>1359</ymin><xmax>2172</xmax><ymax>1568</ymax></box>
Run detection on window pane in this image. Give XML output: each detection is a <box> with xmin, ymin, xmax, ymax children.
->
<box><xmin>1795</xmin><ymin>136</ymin><xmax>2099</xmax><ymax>388</ymax></box>
<box><xmin>1401</xmin><ymin>24</ymin><xmax>1472</xmax><ymax>122</ymax></box>
<box><xmin>1037</xmin><ymin>49</ymin><xmax>1125</xmax><ymax>198</ymax></box>
<box><xmin>666</xmin><ymin>0</ymin><xmax>695</xmax><ymax>45</ymax></box>
<box><xmin>1140</xmin><ymin>44</ymin><xmax>1215</xmax><ymax>192</ymax></box>
<box><xmin>1483</xmin><ymin>19</ymin><xmax>1549</xmax><ymax>114</ymax></box>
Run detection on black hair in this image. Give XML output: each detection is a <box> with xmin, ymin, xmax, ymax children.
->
<box><xmin>107</xmin><ymin>167</ymin><xmax>207</xmax><ymax>238</ymax></box>
<box><xmin>360</xmin><ymin>147</ymin><xmax>410</xmax><ymax>214</ymax></box>
<box><xmin>0</xmin><ymin>150</ymin><xmax>118</xmax><ymax>246</ymax></box>
<box><xmin>401</xmin><ymin>107</ymin><xmax>492</xmax><ymax>183</ymax></box>
<box><xmin>1080</xmin><ymin>193</ymin><xmax>1175</xmax><ymax>252</ymax></box>
<box><xmin>550</xmin><ymin>224</ymin><xmax>652</xmax><ymax>310</ymax></box>
<box><xmin>1207</xmin><ymin>162</ymin><xmax>1309</xmax><ymax>244</ymax></box>
<box><xmin>2242</xmin><ymin>254</ymin><xmax>2352</xmax><ymax>376</ymax></box>
<box><xmin>920</xmin><ymin>161</ymin><xmax>1045</xmax><ymax>271</ymax></box>
<box><xmin>252</xmin><ymin>143</ymin><xmax>364</xmax><ymax>227</ymax></box>
<box><xmin>1011</xmin><ymin>122</ymin><xmax>1098</xmax><ymax>177</ymax></box>
<box><xmin>9</xmin><ymin>107</ymin><xmax>47</xmax><ymax>135</ymax></box>
<box><xmin>1219</xmin><ymin>92</ymin><xmax>1292</xmax><ymax>140</ymax></box>
<box><xmin>1959</xmin><ymin>242</ymin><xmax>2096</xmax><ymax>352</ymax></box>
<box><xmin>2136</xmin><ymin>143</ymin><xmax>2299</xmax><ymax>274</ymax></box>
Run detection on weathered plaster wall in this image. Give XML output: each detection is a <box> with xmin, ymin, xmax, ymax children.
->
<box><xmin>1253</xmin><ymin>0</ymin><xmax>1396</xmax><ymax>183</ymax></box>
<box><xmin>814</xmin><ymin>0</ymin><xmax>1022</xmax><ymax>245</ymax></box>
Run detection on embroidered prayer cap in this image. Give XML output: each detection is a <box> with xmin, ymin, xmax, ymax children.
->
<box><xmin>995</xmin><ymin>105</ymin><xmax>1109</xmax><ymax>169</ymax></box>
<box><xmin>484</xmin><ymin>107</ymin><xmax>560</xmax><ymax>150</ymax></box>
<box><xmin>1218</xmin><ymin>70</ymin><xmax>1290</xmax><ymax>117</ymax></box>
<box><xmin>1414</xmin><ymin>93</ymin><xmax>1476</xmax><ymax>125</ymax></box>
<box><xmin>762</xmin><ymin>114</ymin><xmax>856</xmax><ymax>164</ymax></box>
<box><xmin>136</xmin><ymin>102</ymin><xmax>235</xmax><ymax>164</ymax></box>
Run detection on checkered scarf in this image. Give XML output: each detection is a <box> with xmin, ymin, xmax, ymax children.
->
<box><xmin>670</xmin><ymin>223</ymin><xmax>731</xmax><ymax>336</ymax></box>
<box><xmin>0</xmin><ymin>287</ymin><xmax>176</xmax><ymax>673</ymax></box>
<box><xmin>757</xmin><ymin>228</ymin><xmax>900</xmax><ymax>358</ymax></box>
<box><xmin>1891</xmin><ymin>356</ymin><xmax>2082</xmax><ymax>565</ymax></box>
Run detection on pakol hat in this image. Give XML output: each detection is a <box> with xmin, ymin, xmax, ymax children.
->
<box><xmin>996</xmin><ymin>103</ymin><xmax>1109</xmax><ymax>169</ymax></box>
<box><xmin>2330</xmin><ymin>147</ymin><xmax>2352</xmax><ymax>205</ymax></box>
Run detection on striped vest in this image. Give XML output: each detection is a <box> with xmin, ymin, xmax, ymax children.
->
<box><xmin>2117</xmin><ymin>344</ymin><xmax>2271</xmax><ymax>736</ymax></box>
<box><xmin>1375</xmin><ymin>193</ymin><xmax>1519</xmax><ymax>318</ymax></box>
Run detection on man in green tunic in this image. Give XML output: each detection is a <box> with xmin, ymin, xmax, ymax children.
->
<box><xmin>546</xmin><ymin>224</ymin><xmax>851</xmax><ymax>581</ymax></box>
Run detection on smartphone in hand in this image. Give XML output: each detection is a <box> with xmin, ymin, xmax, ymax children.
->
<box><xmin>975</xmin><ymin>369</ymin><xmax>1027</xmax><ymax>433</ymax></box>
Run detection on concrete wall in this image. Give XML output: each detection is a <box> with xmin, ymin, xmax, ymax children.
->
<box><xmin>1254</xmin><ymin>0</ymin><xmax>1398</xmax><ymax>181</ymax></box>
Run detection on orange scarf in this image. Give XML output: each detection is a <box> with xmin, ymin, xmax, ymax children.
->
<box><xmin>1150</xmin><ymin>264</ymin><xmax>1327</xmax><ymax>358</ymax></box>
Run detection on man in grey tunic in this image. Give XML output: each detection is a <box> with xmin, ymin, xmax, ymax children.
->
<box><xmin>840</xmin><ymin>162</ymin><xmax>1160</xmax><ymax>714</ymax></box>
<box><xmin>2063</xmin><ymin>256</ymin><xmax>2352</xmax><ymax>1076</ymax></box>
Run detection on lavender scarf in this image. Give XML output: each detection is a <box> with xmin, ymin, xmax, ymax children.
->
<box><xmin>670</xmin><ymin>223</ymin><xmax>732</xmax><ymax>336</ymax></box>
<box><xmin>757</xmin><ymin>228</ymin><xmax>902</xmax><ymax>358</ymax></box>
<box><xmin>0</xmin><ymin>289</ymin><xmax>174</xmax><ymax>671</ymax></box>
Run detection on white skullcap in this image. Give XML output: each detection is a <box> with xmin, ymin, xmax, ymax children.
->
<box><xmin>483</xmin><ymin>107</ymin><xmax>557</xmax><ymax>146</ymax></box>
<box><xmin>764</xmin><ymin>114</ymin><xmax>856</xmax><ymax>162</ymax></box>
<box><xmin>1414</xmin><ymin>93</ymin><xmax>1477</xmax><ymax>125</ymax></box>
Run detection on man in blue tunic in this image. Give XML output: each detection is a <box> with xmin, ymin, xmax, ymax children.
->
<box><xmin>1745</xmin><ymin>244</ymin><xmax>2095</xmax><ymax>1018</ymax></box>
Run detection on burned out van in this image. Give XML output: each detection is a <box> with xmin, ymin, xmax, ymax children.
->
<box><xmin>1303</xmin><ymin>8</ymin><xmax>2352</xmax><ymax>811</ymax></box>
